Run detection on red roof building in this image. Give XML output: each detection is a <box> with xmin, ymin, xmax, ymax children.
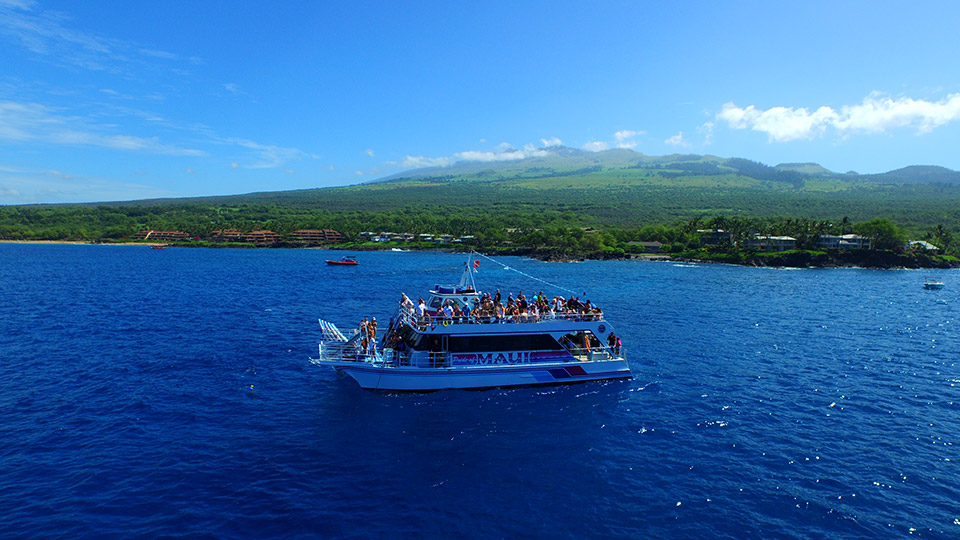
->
<box><xmin>289</xmin><ymin>229</ymin><xmax>343</xmax><ymax>243</ymax></box>
<box><xmin>244</xmin><ymin>230</ymin><xmax>281</xmax><ymax>244</ymax></box>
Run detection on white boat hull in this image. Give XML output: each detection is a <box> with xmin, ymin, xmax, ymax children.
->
<box><xmin>319</xmin><ymin>358</ymin><xmax>631</xmax><ymax>391</ymax></box>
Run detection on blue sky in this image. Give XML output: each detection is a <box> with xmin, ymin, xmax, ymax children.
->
<box><xmin>2</xmin><ymin>0</ymin><xmax>960</xmax><ymax>204</ymax></box>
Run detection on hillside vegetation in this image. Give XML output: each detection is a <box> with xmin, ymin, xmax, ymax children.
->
<box><xmin>3</xmin><ymin>149</ymin><xmax>959</xmax><ymax>257</ymax></box>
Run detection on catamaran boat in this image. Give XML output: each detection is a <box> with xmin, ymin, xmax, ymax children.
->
<box><xmin>311</xmin><ymin>254</ymin><xmax>632</xmax><ymax>391</ymax></box>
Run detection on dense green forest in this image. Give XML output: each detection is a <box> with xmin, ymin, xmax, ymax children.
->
<box><xmin>2</xmin><ymin>150</ymin><xmax>959</xmax><ymax>258</ymax></box>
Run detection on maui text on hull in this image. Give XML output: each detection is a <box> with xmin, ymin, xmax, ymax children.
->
<box><xmin>311</xmin><ymin>253</ymin><xmax>631</xmax><ymax>391</ymax></box>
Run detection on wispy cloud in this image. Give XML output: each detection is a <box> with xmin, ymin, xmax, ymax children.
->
<box><xmin>0</xmin><ymin>0</ymin><xmax>191</xmax><ymax>73</ymax></box>
<box><xmin>582</xmin><ymin>141</ymin><xmax>609</xmax><ymax>152</ymax></box>
<box><xmin>0</xmin><ymin>100</ymin><xmax>205</xmax><ymax>155</ymax></box>
<box><xmin>717</xmin><ymin>92</ymin><xmax>960</xmax><ymax>142</ymax></box>
<box><xmin>0</xmin><ymin>164</ymin><xmax>178</xmax><ymax>204</ymax></box>
<box><xmin>219</xmin><ymin>136</ymin><xmax>310</xmax><ymax>169</ymax></box>
<box><xmin>0</xmin><ymin>98</ymin><xmax>319</xmax><ymax>167</ymax></box>
<box><xmin>698</xmin><ymin>122</ymin><xmax>714</xmax><ymax>145</ymax></box>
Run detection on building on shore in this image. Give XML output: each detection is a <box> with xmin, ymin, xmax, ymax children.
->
<box><xmin>289</xmin><ymin>229</ymin><xmax>343</xmax><ymax>243</ymax></box>
<box><xmin>134</xmin><ymin>230</ymin><xmax>191</xmax><ymax>241</ymax></box>
<box><xmin>210</xmin><ymin>229</ymin><xmax>244</xmax><ymax>242</ymax></box>
<box><xmin>627</xmin><ymin>241</ymin><xmax>663</xmax><ymax>253</ymax></box>
<box><xmin>698</xmin><ymin>229</ymin><xmax>733</xmax><ymax>246</ymax></box>
<box><xmin>906</xmin><ymin>240</ymin><xmax>940</xmax><ymax>253</ymax></box>
<box><xmin>243</xmin><ymin>230</ymin><xmax>281</xmax><ymax>245</ymax></box>
<box><xmin>744</xmin><ymin>235</ymin><xmax>796</xmax><ymax>251</ymax></box>
<box><xmin>817</xmin><ymin>234</ymin><xmax>871</xmax><ymax>250</ymax></box>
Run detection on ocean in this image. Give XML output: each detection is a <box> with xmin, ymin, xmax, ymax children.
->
<box><xmin>1</xmin><ymin>244</ymin><xmax>957</xmax><ymax>538</ymax></box>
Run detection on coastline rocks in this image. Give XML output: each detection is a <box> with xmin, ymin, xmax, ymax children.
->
<box><xmin>750</xmin><ymin>249</ymin><xmax>958</xmax><ymax>269</ymax></box>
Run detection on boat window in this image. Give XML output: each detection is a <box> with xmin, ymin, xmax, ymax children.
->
<box><xmin>561</xmin><ymin>332</ymin><xmax>600</xmax><ymax>349</ymax></box>
<box><xmin>397</xmin><ymin>326</ymin><xmax>427</xmax><ymax>350</ymax></box>
<box><xmin>447</xmin><ymin>334</ymin><xmax>563</xmax><ymax>353</ymax></box>
<box><xmin>429</xmin><ymin>297</ymin><xmax>443</xmax><ymax>309</ymax></box>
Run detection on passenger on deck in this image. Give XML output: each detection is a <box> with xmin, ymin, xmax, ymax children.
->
<box><xmin>400</xmin><ymin>293</ymin><xmax>414</xmax><ymax>314</ymax></box>
<box><xmin>359</xmin><ymin>317</ymin><xmax>369</xmax><ymax>353</ymax></box>
<box><xmin>416</xmin><ymin>298</ymin><xmax>429</xmax><ymax>327</ymax></box>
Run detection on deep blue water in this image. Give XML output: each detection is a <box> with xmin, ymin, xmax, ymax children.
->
<box><xmin>1</xmin><ymin>244</ymin><xmax>959</xmax><ymax>538</ymax></box>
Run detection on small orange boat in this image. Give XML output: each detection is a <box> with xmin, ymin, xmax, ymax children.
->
<box><xmin>326</xmin><ymin>256</ymin><xmax>357</xmax><ymax>266</ymax></box>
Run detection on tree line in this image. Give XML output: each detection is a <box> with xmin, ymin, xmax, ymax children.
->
<box><xmin>0</xmin><ymin>204</ymin><xmax>955</xmax><ymax>256</ymax></box>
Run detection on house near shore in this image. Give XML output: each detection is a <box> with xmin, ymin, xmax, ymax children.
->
<box><xmin>698</xmin><ymin>229</ymin><xmax>732</xmax><ymax>245</ymax></box>
<box><xmin>744</xmin><ymin>235</ymin><xmax>796</xmax><ymax>251</ymax></box>
<box><xmin>627</xmin><ymin>241</ymin><xmax>663</xmax><ymax>253</ymax></box>
<box><xmin>906</xmin><ymin>240</ymin><xmax>940</xmax><ymax>253</ymax></box>
<box><xmin>817</xmin><ymin>234</ymin><xmax>871</xmax><ymax>250</ymax></box>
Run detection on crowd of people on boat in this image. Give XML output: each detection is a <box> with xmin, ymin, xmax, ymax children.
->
<box><xmin>398</xmin><ymin>289</ymin><xmax>604</xmax><ymax>326</ymax></box>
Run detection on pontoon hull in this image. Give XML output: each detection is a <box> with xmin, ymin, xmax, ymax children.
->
<box><xmin>320</xmin><ymin>358</ymin><xmax>631</xmax><ymax>391</ymax></box>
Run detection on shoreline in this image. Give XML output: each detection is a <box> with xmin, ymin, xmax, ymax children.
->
<box><xmin>0</xmin><ymin>240</ymin><xmax>167</xmax><ymax>246</ymax></box>
<box><xmin>2</xmin><ymin>239</ymin><xmax>956</xmax><ymax>269</ymax></box>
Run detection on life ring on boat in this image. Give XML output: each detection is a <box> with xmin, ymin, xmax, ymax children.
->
<box><xmin>442</xmin><ymin>319</ymin><xmax>451</xmax><ymax>327</ymax></box>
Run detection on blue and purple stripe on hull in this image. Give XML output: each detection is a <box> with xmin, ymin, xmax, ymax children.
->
<box><xmin>331</xmin><ymin>359</ymin><xmax>632</xmax><ymax>391</ymax></box>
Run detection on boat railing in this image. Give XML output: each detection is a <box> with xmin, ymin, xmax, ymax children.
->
<box><xmin>395</xmin><ymin>307</ymin><xmax>606</xmax><ymax>330</ymax></box>
<box><xmin>318</xmin><ymin>344</ymin><xmax>626</xmax><ymax>368</ymax></box>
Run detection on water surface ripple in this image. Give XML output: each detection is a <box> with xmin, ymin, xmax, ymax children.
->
<box><xmin>1</xmin><ymin>245</ymin><xmax>958</xmax><ymax>538</ymax></box>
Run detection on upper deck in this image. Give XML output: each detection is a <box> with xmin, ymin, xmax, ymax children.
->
<box><xmin>393</xmin><ymin>306</ymin><xmax>609</xmax><ymax>336</ymax></box>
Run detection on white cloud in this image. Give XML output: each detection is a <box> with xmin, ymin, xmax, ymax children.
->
<box><xmin>401</xmin><ymin>155</ymin><xmax>456</xmax><ymax>168</ymax></box>
<box><xmin>717</xmin><ymin>92</ymin><xmax>960</xmax><ymax>142</ymax></box>
<box><xmin>400</xmin><ymin>142</ymin><xmax>555</xmax><ymax>169</ymax></box>
<box><xmin>365</xmin><ymin>148</ymin><xmax>375</xmax><ymax>157</ymax></box>
<box><xmin>455</xmin><ymin>144</ymin><xmax>550</xmax><ymax>162</ymax></box>
<box><xmin>665</xmin><ymin>132</ymin><xmax>689</xmax><ymax>147</ymax></box>
<box><xmin>541</xmin><ymin>137</ymin><xmax>562</xmax><ymax>147</ymax></box>
<box><xmin>582</xmin><ymin>141</ymin><xmax>609</xmax><ymax>152</ymax></box>
<box><xmin>223</xmin><ymin>83</ymin><xmax>240</xmax><ymax>94</ymax></box>
<box><xmin>613</xmin><ymin>129</ymin><xmax>645</xmax><ymax>149</ymax></box>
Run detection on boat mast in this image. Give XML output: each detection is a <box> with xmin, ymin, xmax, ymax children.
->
<box><xmin>457</xmin><ymin>252</ymin><xmax>478</xmax><ymax>291</ymax></box>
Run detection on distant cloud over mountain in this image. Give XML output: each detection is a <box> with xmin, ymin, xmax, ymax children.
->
<box><xmin>718</xmin><ymin>92</ymin><xmax>960</xmax><ymax>142</ymax></box>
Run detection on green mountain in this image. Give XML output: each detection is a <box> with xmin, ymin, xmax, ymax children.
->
<box><xmin>863</xmin><ymin>165</ymin><xmax>960</xmax><ymax>184</ymax></box>
<box><xmin>7</xmin><ymin>148</ymin><xmax>960</xmax><ymax>242</ymax></box>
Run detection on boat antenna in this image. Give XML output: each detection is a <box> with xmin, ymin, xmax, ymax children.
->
<box><xmin>473</xmin><ymin>251</ymin><xmax>579</xmax><ymax>296</ymax></box>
